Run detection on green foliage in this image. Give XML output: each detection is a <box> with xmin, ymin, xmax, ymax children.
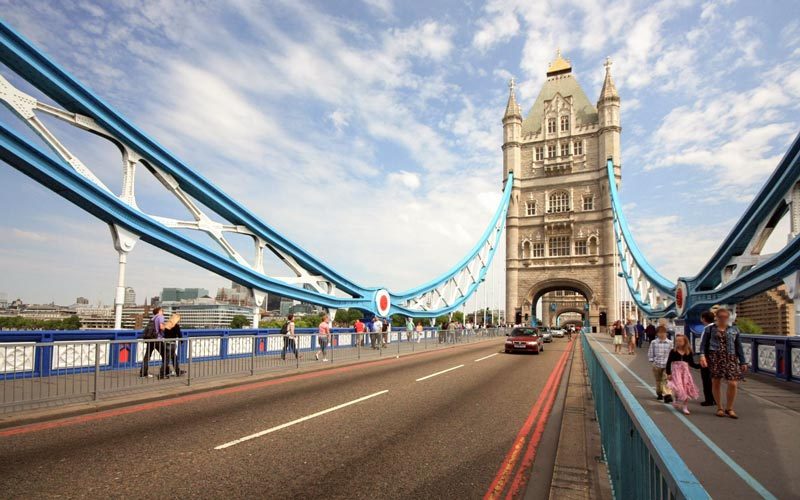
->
<box><xmin>0</xmin><ymin>314</ymin><xmax>83</xmax><ymax>330</ymax></box>
<box><xmin>230</xmin><ymin>314</ymin><xmax>250</xmax><ymax>329</ymax></box>
<box><xmin>334</xmin><ymin>309</ymin><xmax>364</xmax><ymax>326</ymax></box>
<box><xmin>735</xmin><ymin>317</ymin><xmax>763</xmax><ymax>334</ymax></box>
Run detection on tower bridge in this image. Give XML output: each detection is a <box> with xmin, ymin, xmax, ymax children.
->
<box><xmin>1</xmin><ymin>17</ymin><xmax>800</xmax><ymax>500</ymax></box>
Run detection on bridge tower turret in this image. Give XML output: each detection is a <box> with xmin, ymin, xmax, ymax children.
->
<box><xmin>502</xmin><ymin>78</ymin><xmax>523</xmax><ymax>182</ymax></box>
<box><xmin>597</xmin><ymin>57</ymin><xmax>621</xmax><ymax>181</ymax></box>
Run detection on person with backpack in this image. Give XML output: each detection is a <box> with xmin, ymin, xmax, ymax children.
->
<box><xmin>163</xmin><ymin>313</ymin><xmax>185</xmax><ymax>377</ymax></box>
<box><xmin>281</xmin><ymin>314</ymin><xmax>298</xmax><ymax>360</ymax></box>
<box><xmin>406</xmin><ymin>317</ymin><xmax>414</xmax><ymax>342</ymax></box>
<box><xmin>140</xmin><ymin>306</ymin><xmax>168</xmax><ymax>379</ymax></box>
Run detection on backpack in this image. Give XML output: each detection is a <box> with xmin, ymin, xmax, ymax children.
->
<box><xmin>142</xmin><ymin>318</ymin><xmax>157</xmax><ymax>339</ymax></box>
<box><xmin>280</xmin><ymin>321</ymin><xmax>290</xmax><ymax>336</ymax></box>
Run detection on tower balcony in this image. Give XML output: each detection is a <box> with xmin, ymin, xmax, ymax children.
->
<box><xmin>542</xmin><ymin>158</ymin><xmax>573</xmax><ymax>175</ymax></box>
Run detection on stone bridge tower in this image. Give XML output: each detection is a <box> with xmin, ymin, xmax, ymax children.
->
<box><xmin>504</xmin><ymin>52</ymin><xmax>620</xmax><ymax>331</ymax></box>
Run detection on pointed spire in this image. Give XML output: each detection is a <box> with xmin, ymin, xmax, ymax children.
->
<box><xmin>599</xmin><ymin>56</ymin><xmax>619</xmax><ymax>100</ymax></box>
<box><xmin>504</xmin><ymin>77</ymin><xmax>522</xmax><ymax>119</ymax></box>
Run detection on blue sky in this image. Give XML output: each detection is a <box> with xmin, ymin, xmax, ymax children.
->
<box><xmin>0</xmin><ymin>0</ymin><xmax>799</xmax><ymax>307</ymax></box>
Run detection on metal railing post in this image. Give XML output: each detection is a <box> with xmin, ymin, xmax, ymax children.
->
<box><xmin>296</xmin><ymin>336</ymin><xmax>300</xmax><ymax>369</ymax></box>
<box><xmin>93</xmin><ymin>341</ymin><xmax>101</xmax><ymax>401</ymax></box>
<box><xmin>331</xmin><ymin>334</ymin><xmax>335</xmax><ymax>364</ymax></box>
<box><xmin>357</xmin><ymin>333</ymin><xmax>361</xmax><ymax>360</ymax></box>
<box><xmin>250</xmin><ymin>334</ymin><xmax>256</xmax><ymax>376</ymax></box>
<box><xmin>187</xmin><ymin>339</ymin><xmax>192</xmax><ymax>386</ymax></box>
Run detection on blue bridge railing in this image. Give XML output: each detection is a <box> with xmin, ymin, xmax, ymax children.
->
<box><xmin>687</xmin><ymin>331</ymin><xmax>800</xmax><ymax>383</ymax></box>
<box><xmin>582</xmin><ymin>334</ymin><xmax>708</xmax><ymax>499</ymax></box>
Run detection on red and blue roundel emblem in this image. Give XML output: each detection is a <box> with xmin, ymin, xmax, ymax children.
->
<box><xmin>675</xmin><ymin>280</ymin><xmax>688</xmax><ymax>316</ymax></box>
<box><xmin>375</xmin><ymin>289</ymin><xmax>391</xmax><ymax>316</ymax></box>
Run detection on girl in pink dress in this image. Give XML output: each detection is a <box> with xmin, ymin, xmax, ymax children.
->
<box><xmin>666</xmin><ymin>334</ymin><xmax>700</xmax><ymax>415</ymax></box>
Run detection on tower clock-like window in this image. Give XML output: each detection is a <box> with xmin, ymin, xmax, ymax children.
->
<box><xmin>525</xmin><ymin>201</ymin><xmax>536</xmax><ymax>216</ymax></box>
<box><xmin>548</xmin><ymin>191</ymin><xmax>570</xmax><ymax>213</ymax></box>
<box><xmin>547</xmin><ymin>118</ymin><xmax>556</xmax><ymax>134</ymax></box>
<box><xmin>560</xmin><ymin>115</ymin><xmax>570</xmax><ymax>132</ymax></box>
<box><xmin>583</xmin><ymin>195</ymin><xmax>594</xmax><ymax>211</ymax></box>
<box><xmin>549</xmin><ymin>236</ymin><xmax>570</xmax><ymax>256</ymax></box>
<box><xmin>573</xmin><ymin>140</ymin><xmax>583</xmax><ymax>155</ymax></box>
<box><xmin>547</xmin><ymin>144</ymin><xmax>556</xmax><ymax>158</ymax></box>
<box><xmin>560</xmin><ymin>142</ymin><xmax>569</xmax><ymax>157</ymax></box>
<box><xmin>535</xmin><ymin>147</ymin><xmax>543</xmax><ymax>161</ymax></box>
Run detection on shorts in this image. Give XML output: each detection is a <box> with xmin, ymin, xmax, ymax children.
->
<box><xmin>613</xmin><ymin>335</ymin><xmax>623</xmax><ymax>345</ymax></box>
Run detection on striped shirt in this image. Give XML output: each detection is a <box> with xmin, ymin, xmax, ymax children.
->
<box><xmin>648</xmin><ymin>338</ymin><xmax>673</xmax><ymax>368</ymax></box>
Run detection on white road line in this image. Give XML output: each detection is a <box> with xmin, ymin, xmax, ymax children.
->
<box><xmin>214</xmin><ymin>390</ymin><xmax>389</xmax><ymax>450</ymax></box>
<box><xmin>474</xmin><ymin>353</ymin><xmax>499</xmax><ymax>362</ymax></box>
<box><xmin>415</xmin><ymin>364</ymin><xmax>464</xmax><ymax>382</ymax></box>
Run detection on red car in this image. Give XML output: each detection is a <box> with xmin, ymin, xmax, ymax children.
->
<box><xmin>504</xmin><ymin>327</ymin><xmax>545</xmax><ymax>354</ymax></box>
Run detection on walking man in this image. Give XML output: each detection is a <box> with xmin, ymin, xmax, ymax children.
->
<box><xmin>140</xmin><ymin>306</ymin><xmax>168</xmax><ymax>379</ymax></box>
<box><xmin>316</xmin><ymin>314</ymin><xmax>331</xmax><ymax>362</ymax></box>
<box><xmin>698</xmin><ymin>311</ymin><xmax>717</xmax><ymax>407</ymax></box>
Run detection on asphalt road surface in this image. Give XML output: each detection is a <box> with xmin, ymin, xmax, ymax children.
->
<box><xmin>0</xmin><ymin>338</ymin><xmax>574</xmax><ymax>499</ymax></box>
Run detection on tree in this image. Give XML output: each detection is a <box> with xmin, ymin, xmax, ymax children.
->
<box><xmin>230</xmin><ymin>314</ymin><xmax>250</xmax><ymax>329</ymax></box>
<box><xmin>735</xmin><ymin>317</ymin><xmax>763</xmax><ymax>334</ymax></box>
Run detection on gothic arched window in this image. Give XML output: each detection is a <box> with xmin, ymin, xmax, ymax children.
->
<box><xmin>548</xmin><ymin>191</ymin><xmax>570</xmax><ymax>213</ymax></box>
<box><xmin>547</xmin><ymin>118</ymin><xmax>556</xmax><ymax>134</ymax></box>
<box><xmin>526</xmin><ymin>201</ymin><xmax>536</xmax><ymax>216</ymax></box>
<box><xmin>560</xmin><ymin>115</ymin><xmax>570</xmax><ymax>132</ymax></box>
<box><xmin>522</xmin><ymin>240</ymin><xmax>531</xmax><ymax>259</ymax></box>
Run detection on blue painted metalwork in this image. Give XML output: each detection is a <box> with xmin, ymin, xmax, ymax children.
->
<box><xmin>0</xmin><ymin>20</ymin><xmax>510</xmax><ymax>318</ymax></box>
<box><xmin>582</xmin><ymin>334</ymin><xmax>708</xmax><ymax>499</ymax></box>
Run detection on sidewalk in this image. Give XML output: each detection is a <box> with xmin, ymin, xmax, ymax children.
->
<box><xmin>585</xmin><ymin>332</ymin><xmax>800</xmax><ymax>499</ymax></box>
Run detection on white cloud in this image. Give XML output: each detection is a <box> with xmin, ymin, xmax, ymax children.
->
<box><xmin>11</xmin><ymin>228</ymin><xmax>47</xmax><ymax>242</ymax></box>
<box><xmin>388</xmin><ymin>171</ymin><xmax>421</xmax><ymax>190</ymax></box>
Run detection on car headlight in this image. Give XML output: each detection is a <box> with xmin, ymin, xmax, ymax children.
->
<box><xmin>505</xmin><ymin>340</ymin><xmax>513</xmax><ymax>344</ymax></box>
<box><xmin>527</xmin><ymin>341</ymin><xmax>536</xmax><ymax>346</ymax></box>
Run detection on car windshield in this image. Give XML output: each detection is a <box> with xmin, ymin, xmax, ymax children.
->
<box><xmin>511</xmin><ymin>328</ymin><xmax>539</xmax><ymax>337</ymax></box>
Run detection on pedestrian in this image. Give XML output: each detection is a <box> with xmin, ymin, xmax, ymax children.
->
<box><xmin>354</xmin><ymin>318</ymin><xmax>365</xmax><ymax>346</ymax></box>
<box><xmin>667</xmin><ymin>333</ymin><xmax>700</xmax><ymax>415</ymax></box>
<box><xmin>371</xmin><ymin>316</ymin><xmax>382</xmax><ymax>349</ymax></box>
<box><xmin>636</xmin><ymin>320</ymin><xmax>645</xmax><ymax>348</ymax></box>
<box><xmin>163</xmin><ymin>313</ymin><xmax>185</xmax><ymax>377</ymax></box>
<box><xmin>316</xmin><ymin>314</ymin><xmax>331</xmax><ymax>361</ymax></box>
<box><xmin>140</xmin><ymin>306</ymin><xmax>168</xmax><ymax>379</ymax></box>
<box><xmin>415</xmin><ymin>321</ymin><xmax>423</xmax><ymax>342</ymax></box>
<box><xmin>645</xmin><ymin>322</ymin><xmax>656</xmax><ymax>343</ymax></box>
<box><xmin>625</xmin><ymin>318</ymin><xmax>637</xmax><ymax>355</ymax></box>
<box><xmin>699</xmin><ymin>306</ymin><xmax>747</xmax><ymax>419</ymax></box>
<box><xmin>648</xmin><ymin>326</ymin><xmax>673</xmax><ymax>404</ymax></box>
<box><xmin>383</xmin><ymin>318</ymin><xmax>390</xmax><ymax>347</ymax></box>
<box><xmin>698</xmin><ymin>311</ymin><xmax>717</xmax><ymax>407</ymax></box>
<box><xmin>612</xmin><ymin>320</ymin><xmax>624</xmax><ymax>353</ymax></box>
<box><xmin>281</xmin><ymin>314</ymin><xmax>298</xmax><ymax>360</ymax></box>
<box><xmin>406</xmin><ymin>317</ymin><xmax>414</xmax><ymax>342</ymax></box>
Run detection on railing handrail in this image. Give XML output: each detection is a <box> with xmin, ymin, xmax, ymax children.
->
<box><xmin>582</xmin><ymin>334</ymin><xmax>708</xmax><ymax>499</ymax></box>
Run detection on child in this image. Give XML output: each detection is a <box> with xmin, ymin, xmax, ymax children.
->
<box><xmin>666</xmin><ymin>333</ymin><xmax>700</xmax><ymax>414</ymax></box>
<box><xmin>648</xmin><ymin>326</ymin><xmax>673</xmax><ymax>404</ymax></box>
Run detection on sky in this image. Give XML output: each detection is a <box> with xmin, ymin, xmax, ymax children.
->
<box><xmin>0</xmin><ymin>0</ymin><xmax>799</xmax><ymax>308</ymax></box>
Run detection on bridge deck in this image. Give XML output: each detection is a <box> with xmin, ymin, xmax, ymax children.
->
<box><xmin>586</xmin><ymin>332</ymin><xmax>800</xmax><ymax>499</ymax></box>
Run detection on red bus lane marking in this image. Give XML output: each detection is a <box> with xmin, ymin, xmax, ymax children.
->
<box><xmin>505</xmin><ymin>341</ymin><xmax>574</xmax><ymax>498</ymax></box>
<box><xmin>0</xmin><ymin>342</ymin><xmax>491</xmax><ymax>438</ymax></box>
<box><xmin>484</xmin><ymin>344</ymin><xmax>573</xmax><ymax>500</ymax></box>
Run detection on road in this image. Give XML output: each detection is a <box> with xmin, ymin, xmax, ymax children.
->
<box><xmin>0</xmin><ymin>338</ymin><xmax>574</xmax><ymax>499</ymax></box>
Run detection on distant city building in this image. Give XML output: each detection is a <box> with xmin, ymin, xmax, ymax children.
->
<box><xmin>75</xmin><ymin>296</ymin><xmax>89</xmax><ymax>305</ymax></box>
<box><xmin>265</xmin><ymin>293</ymin><xmax>282</xmax><ymax>312</ymax></box>
<box><xmin>163</xmin><ymin>300</ymin><xmax>252</xmax><ymax>328</ymax></box>
<box><xmin>0</xmin><ymin>292</ymin><xmax>8</xmax><ymax>308</ymax></box>
<box><xmin>75</xmin><ymin>305</ymin><xmax>115</xmax><ymax>329</ymax></box>
<box><xmin>17</xmin><ymin>303</ymin><xmax>75</xmax><ymax>321</ymax></box>
<box><xmin>736</xmin><ymin>284</ymin><xmax>794</xmax><ymax>336</ymax></box>
<box><xmin>161</xmin><ymin>287</ymin><xmax>209</xmax><ymax>302</ymax></box>
<box><xmin>279</xmin><ymin>298</ymin><xmax>294</xmax><ymax>316</ymax></box>
<box><xmin>124</xmin><ymin>287</ymin><xmax>136</xmax><ymax>306</ymax></box>
<box><xmin>215</xmin><ymin>281</ymin><xmax>254</xmax><ymax>307</ymax></box>
<box><xmin>150</xmin><ymin>296</ymin><xmax>160</xmax><ymax>307</ymax></box>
